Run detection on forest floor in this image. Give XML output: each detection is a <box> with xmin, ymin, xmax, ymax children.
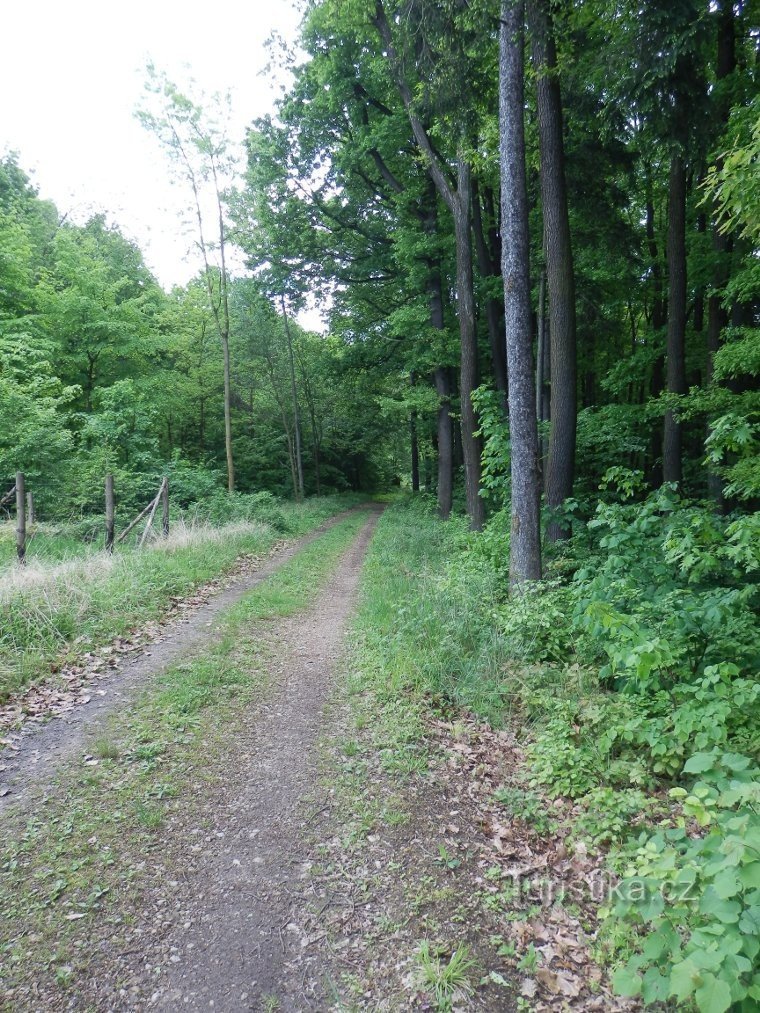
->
<box><xmin>1</xmin><ymin>504</ymin><xmax>631</xmax><ymax>1012</ymax></box>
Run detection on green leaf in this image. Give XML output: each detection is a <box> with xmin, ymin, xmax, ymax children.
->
<box><xmin>643</xmin><ymin>925</ymin><xmax>679</xmax><ymax>961</ymax></box>
<box><xmin>720</xmin><ymin>753</ymin><xmax>752</xmax><ymax>772</ymax></box>
<box><xmin>642</xmin><ymin>967</ymin><xmax>669</xmax><ymax>1003</ymax></box>
<box><xmin>684</xmin><ymin>752</ymin><xmax>719</xmax><ymax>774</ymax></box>
<box><xmin>694</xmin><ymin>974</ymin><xmax>732</xmax><ymax>1013</ymax></box>
<box><xmin>739</xmin><ymin>863</ymin><xmax>760</xmax><ymax>890</ymax></box>
<box><xmin>699</xmin><ymin>887</ymin><xmax>741</xmax><ymax>923</ymax></box>
<box><xmin>670</xmin><ymin>959</ymin><xmax>700</xmax><ymax>1002</ymax></box>
<box><xmin>612</xmin><ymin>965</ymin><xmax>642</xmax><ymax>997</ymax></box>
<box><xmin>739</xmin><ymin>905</ymin><xmax>760</xmax><ymax>935</ymax></box>
<box><xmin>712</xmin><ymin>868</ymin><xmax>741</xmax><ymax>899</ymax></box>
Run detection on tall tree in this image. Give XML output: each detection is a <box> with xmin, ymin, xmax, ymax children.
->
<box><xmin>281</xmin><ymin>294</ymin><xmax>305</xmax><ymax>501</ymax></box>
<box><xmin>663</xmin><ymin>149</ymin><xmax>687</xmax><ymax>484</ymax></box>
<box><xmin>529</xmin><ymin>0</ymin><xmax>577</xmax><ymax>539</ymax></box>
<box><xmin>705</xmin><ymin>0</ymin><xmax>736</xmax><ymax>502</ymax></box>
<box><xmin>138</xmin><ymin>68</ymin><xmax>237</xmax><ymax>492</ymax></box>
<box><xmin>372</xmin><ymin>0</ymin><xmax>485</xmax><ymax>530</ymax></box>
<box><xmin>500</xmin><ymin>0</ymin><xmax>542</xmax><ymax>585</ymax></box>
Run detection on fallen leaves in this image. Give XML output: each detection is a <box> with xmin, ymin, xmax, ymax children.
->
<box><xmin>426</xmin><ymin>715</ymin><xmax>639</xmax><ymax>1011</ymax></box>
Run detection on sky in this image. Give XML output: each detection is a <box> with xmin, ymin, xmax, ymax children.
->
<box><xmin>1</xmin><ymin>0</ymin><xmax>306</xmax><ymax>293</ymax></box>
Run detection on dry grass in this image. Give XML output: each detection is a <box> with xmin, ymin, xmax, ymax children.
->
<box><xmin>0</xmin><ymin>520</ymin><xmax>278</xmax><ymax>701</ymax></box>
<box><xmin>0</xmin><ymin>520</ymin><xmax>267</xmax><ymax>601</ymax></box>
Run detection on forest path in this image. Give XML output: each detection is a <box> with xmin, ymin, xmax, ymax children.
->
<box><xmin>0</xmin><ymin>506</ymin><xmax>364</xmax><ymax>815</ymax></box>
<box><xmin>92</xmin><ymin>506</ymin><xmax>382</xmax><ymax>1011</ymax></box>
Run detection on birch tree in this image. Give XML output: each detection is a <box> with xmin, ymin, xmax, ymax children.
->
<box><xmin>137</xmin><ymin>67</ymin><xmax>237</xmax><ymax>492</ymax></box>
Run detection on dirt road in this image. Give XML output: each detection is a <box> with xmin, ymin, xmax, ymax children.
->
<box><xmin>0</xmin><ymin>508</ymin><xmax>365</xmax><ymax>815</ymax></box>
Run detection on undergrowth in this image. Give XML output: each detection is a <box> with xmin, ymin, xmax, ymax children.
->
<box><xmin>357</xmin><ymin>495</ymin><xmax>760</xmax><ymax>1012</ymax></box>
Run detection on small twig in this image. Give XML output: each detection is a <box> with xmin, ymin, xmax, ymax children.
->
<box><xmin>303</xmin><ymin>803</ymin><xmax>330</xmax><ymax>826</ymax></box>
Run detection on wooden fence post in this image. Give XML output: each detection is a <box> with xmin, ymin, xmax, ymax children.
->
<box><xmin>161</xmin><ymin>477</ymin><xmax>169</xmax><ymax>538</ymax></box>
<box><xmin>105</xmin><ymin>474</ymin><xmax>115</xmax><ymax>553</ymax></box>
<box><xmin>15</xmin><ymin>471</ymin><xmax>25</xmax><ymax>564</ymax></box>
<box><xmin>138</xmin><ymin>478</ymin><xmax>166</xmax><ymax>548</ymax></box>
<box><xmin>26</xmin><ymin>491</ymin><xmax>35</xmax><ymax>525</ymax></box>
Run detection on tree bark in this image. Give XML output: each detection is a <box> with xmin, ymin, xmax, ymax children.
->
<box><xmin>425</xmin><ymin>191</ymin><xmax>454</xmax><ymax>520</ymax></box>
<box><xmin>645</xmin><ymin>171</ymin><xmax>665</xmax><ymax>486</ymax></box>
<box><xmin>452</xmin><ymin>166</ymin><xmax>485</xmax><ymax>530</ymax></box>
<box><xmin>281</xmin><ymin>294</ymin><xmax>304</xmax><ymax>500</ymax></box>
<box><xmin>105</xmin><ymin>474</ymin><xmax>115</xmax><ymax>553</ymax></box>
<box><xmin>410</xmin><ymin>411</ymin><xmax>420</xmax><ymax>492</ymax></box>
<box><xmin>529</xmin><ymin>0</ymin><xmax>576</xmax><ymax>541</ymax></box>
<box><xmin>536</xmin><ymin>268</ymin><xmax>550</xmax><ymax>470</ymax></box>
<box><xmin>296</xmin><ymin>344</ymin><xmax>323</xmax><ymax>496</ymax></box>
<box><xmin>663</xmin><ymin>152</ymin><xmax>687</xmax><ymax>485</ymax></box>
<box><xmin>221</xmin><ymin>331</ymin><xmax>235</xmax><ymax>493</ymax></box>
<box><xmin>410</xmin><ymin>372</ymin><xmax>420</xmax><ymax>492</ymax></box>
<box><xmin>500</xmin><ymin>0</ymin><xmax>542</xmax><ymax>586</ymax></box>
<box><xmin>15</xmin><ymin>472</ymin><xmax>26</xmax><ymax>565</ymax></box>
<box><xmin>472</xmin><ymin>179</ymin><xmax>508</xmax><ymax>407</ymax></box>
<box><xmin>433</xmin><ymin>367</ymin><xmax>454</xmax><ymax>519</ymax></box>
<box><xmin>706</xmin><ymin>0</ymin><xmax>736</xmax><ymax>503</ymax></box>
<box><xmin>161</xmin><ymin>477</ymin><xmax>170</xmax><ymax>538</ymax></box>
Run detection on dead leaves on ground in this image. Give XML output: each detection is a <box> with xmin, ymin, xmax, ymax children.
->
<box><xmin>428</xmin><ymin>716</ymin><xmax>637</xmax><ymax>1011</ymax></box>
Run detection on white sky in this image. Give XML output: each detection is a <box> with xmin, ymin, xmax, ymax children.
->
<box><xmin>0</xmin><ymin>0</ymin><xmax>307</xmax><ymax>293</ymax></box>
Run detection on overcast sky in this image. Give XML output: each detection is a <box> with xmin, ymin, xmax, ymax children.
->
<box><xmin>1</xmin><ymin>0</ymin><xmax>305</xmax><ymax>290</ymax></box>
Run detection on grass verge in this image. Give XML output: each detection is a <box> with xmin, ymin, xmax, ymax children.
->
<box><xmin>0</xmin><ymin>494</ymin><xmax>363</xmax><ymax>701</ymax></box>
<box><xmin>304</xmin><ymin>501</ymin><xmax>520</xmax><ymax>1010</ymax></box>
<box><xmin>0</xmin><ymin>508</ymin><xmax>372</xmax><ymax>1005</ymax></box>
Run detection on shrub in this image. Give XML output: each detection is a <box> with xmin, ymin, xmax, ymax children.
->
<box><xmin>188</xmin><ymin>490</ymin><xmax>289</xmax><ymax>532</ymax></box>
<box><xmin>611</xmin><ymin>752</ymin><xmax>760</xmax><ymax>1012</ymax></box>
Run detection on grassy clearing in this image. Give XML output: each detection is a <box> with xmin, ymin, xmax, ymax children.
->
<box><xmin>0</xmin><ymin>494</ymin><xmax>364</xmax><ymax>702</ymax></box>
<box><xmin>0</xmin><ymin>523</ymin><xmax>97</xmax><ymax>568</ymax></box>
<box><xmin>0</xmin><ymin>508</ymin><xmax>371</xmax><ymax>1003</ymax></box>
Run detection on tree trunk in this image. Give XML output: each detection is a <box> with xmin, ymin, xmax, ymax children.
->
<box><xmin>425</xmin><ymin>193</ymin><xmax>454</xmax><ymax>520</ymax></box>
<box><xmin>706</xmin><ymin>0</ymin><xmax>736</xmax><ymax>503</ymax></box>
<box><xmin>16</xmin><ymin>472</ymin><xmax>26</xmax><ymax>565</ymax></box>
<box><xmin>372</xmin><ymin>0</ymin><xmax>483</xmax><ymax>529</ymax></box>
<box><xmin>221</xmin><ymin>332</ymin><xmax>235</xmax><ymax>493</ymax></box>
<box><xmin>645</xmin><ymin>172</ymin><xmax>666</xmax><ymax>486</ymax></box>
<box><xmin>663</xmin><ymin>152</ymin><xmax>687</xmax><ymax>485</ymax></box>
<box><xmin>500</xmin><ymin>0</ymin><xmax>542</xmax><ymax>586</ymax></box>
<box><xmin>410</xmin><ymin>411</ymin><xmax>420</xmax><ymax>492</ymax></box>
<box><xmin>297</xmin><ymin>349</ymin><xmax>323</xmax><ymax>496</ymax></box>
<box><xmin>410</xmin><ymin>372</ymin><xmax>420</xmax><ymax>492</ymax></box>
<box><xmin>530</xmin><ymin>0</ymin><xmax>576</xmax><ymax>541</ymax></box>
<box><xmin>281</xmin><ymin>295</ymin><xmax>304</xmax><ymax>500</ymax></box>
<box><xmin>536</xmin><ymin>268</ymin><xmax>550</xmax><ymax>470</ymax></box>
<box><xmin>105</xmin><ymin>474</ymin><xmax>115</xmax><ymax>553</ymax></box>
<box><xmin>472</xmin><ymin>178</ymin><xmax>508</xmax><ymax>407</ymax></box>
<box><xmin>434</xmin><ymin>367</ymin><xmax>454</xmax><ymax>519</ymax></box>
<box><xmin>452</xmin><ymin>169</ymin><xmax>485</xmax><ymax>531</ymax></box>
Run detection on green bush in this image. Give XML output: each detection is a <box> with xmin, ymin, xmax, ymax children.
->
<box><xmin>495</xmin><ymin>578</ymin><xmax>580</xmax><ymax>663</ymax></box>
<box><xmin>187</xmin><ymin>490</ymin><xmax>289</xmax><ymax>532</ymax></box>
<box><xmin>572</xmin><ymin>787</ymin><xmax>656</xmax><ymax>849</ymax></box>
<box><xmin>611</xmin><ymin>752</ymin><xmax>760</xmax><ymax>1012</ymax></box>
